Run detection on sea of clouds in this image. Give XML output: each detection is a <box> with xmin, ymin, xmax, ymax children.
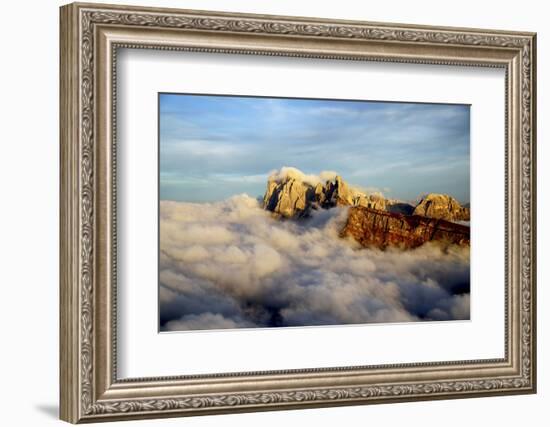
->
<box><xmin>160</xmin><ymin>195</ymin><xmax>470</xmax><ymax>331</ymax></box>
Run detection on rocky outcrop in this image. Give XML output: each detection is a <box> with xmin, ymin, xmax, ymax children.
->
<box><xmin>357</xmin><ymin>193</ymin><xmax>387</xmax><ymax>211</ymax></box>
<box><xmin>313</xmin><ymin>176</ymin><xmax>386</xmax><ymax>210</ymax></box>
<box><xmin>263</xmin><ymin>170</ymin><xmax>384</xmax><ymax>218</ymax></box>
<box><xmin>413</xmin><ymin>193</ymin><xmax>470</xmax><ymax>222</ymax></box>
<box><xmin>262</xmin><ymin>169</ymin><xmax>470</xmax><ymax>249</ymax></box>
<box><xmin>340</xmin><ymin>206</ymin><xmax>470</xmax><ymax>249</ymax></box>
<box><xmin>263</xmin><ymin>176</ymin><xmax>315</xmax><ymax>218</ymax></box>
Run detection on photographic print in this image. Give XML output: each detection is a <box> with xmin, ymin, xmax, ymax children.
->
<box><xmin>159</xmin><ymin>93</ymin><xmax>471</xmax><ymax>332</ymax></box>
<box><xmin>60</xmin><ymin>6</ymin><xmax>536</xmax><ymax>420</ymax></box>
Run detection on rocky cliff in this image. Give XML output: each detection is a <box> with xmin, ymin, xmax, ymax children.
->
<box><xmin>262</xmin><ymin>167</ymin><xmax>470</xmax><ymax>249</ymax></box>
<box><xmin>263</xmin><ymin>169</ymin><xmax>384</xmax><ymax>218</ymax></box>
<box><xmin>413</xmin><ymin>193</ymin><xmax>470</xmax><ymax>222</ymax></box>
<box><xmin>340</xmin><ymin>206</ymin><xmax>470</xmax><ymax>249</ymax></box>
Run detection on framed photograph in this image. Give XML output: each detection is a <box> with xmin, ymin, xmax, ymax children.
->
<box><xmin>60</xmin><ymin>2</ymin><xmax>537</xmax><ymax>423</ymax></box>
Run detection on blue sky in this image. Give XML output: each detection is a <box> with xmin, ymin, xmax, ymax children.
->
<box><xmin>159</xmin><ymin>93</ymin><xmax>470</xmax><ymax>203</ymax></box>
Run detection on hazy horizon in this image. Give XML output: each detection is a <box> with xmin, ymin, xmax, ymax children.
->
<box><xmin>160</xmin><ymin>93</ymin><xmax>470</xmax><ymax>204</ymax></box>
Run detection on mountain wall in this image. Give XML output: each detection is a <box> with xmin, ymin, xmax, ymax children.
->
<box><xmin>261</xmin><ymin>167</ymin><xmax>470</xmax><ymax>249</ymax></box>
<box><xmin>340</xmin><ymin>207</ymin><xmax>470</xmax><ymax>249</ymax></box>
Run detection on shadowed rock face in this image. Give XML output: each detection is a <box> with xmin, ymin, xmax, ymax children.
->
<box><xmin>413</xmin><ymin>193</ymin><xmax>470</xmax><ymax>222</ymax></box>
<box><xmin>263</xmin><ymin>174</ymin><xmax>385</xmax><ymax>218</ymax></box>
<box><xmin>340</xmin><ymin>206</ymin><xmax>470</xmax><ymax>249</ymax></box>
<box><xmin>386</xmin><ymin>201</ymin><xmax>415</xmax><ymax>215</ymax></box>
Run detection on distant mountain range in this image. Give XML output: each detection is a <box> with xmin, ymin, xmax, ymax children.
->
<box><xmin>262</xmin><ymin>167</ymin><xmax>470</xmax><ymax>249</ymax></box>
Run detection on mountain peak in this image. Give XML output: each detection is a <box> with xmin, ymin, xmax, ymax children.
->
<box><xmin>413</xmin><ymin>193</ymin><xmax>470</xmax><ymax>221</ymax></box>
<box><xmin>263</xmin><ymin>167</ymin><xmax>385</xmax><ymax>218</ymax></box>
<box><xmin>262</xmin><ymin>167</ymin><xmax>470</xmax><ymax>224</ymax></box>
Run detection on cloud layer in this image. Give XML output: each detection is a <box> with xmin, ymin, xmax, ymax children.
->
<box><xmin>160</xmin><ymin>196</ymin><xmax>470</xmax><ymax>331</ymax></box>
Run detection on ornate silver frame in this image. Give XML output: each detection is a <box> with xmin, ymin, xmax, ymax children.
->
<box><xmin>60</xmin><ymin>2</ymin><xmax>537</xmax><ymax>423</ymax></box>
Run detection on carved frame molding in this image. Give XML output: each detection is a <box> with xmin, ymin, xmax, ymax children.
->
<box><xmin>60</xmin><ymin>2</ymin><xmax>536</xmax><ymax>423</ymax></box>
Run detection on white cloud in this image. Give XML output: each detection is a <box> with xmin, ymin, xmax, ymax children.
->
<box><xmin>267</xmin><ymin>166</ymin><xmax>339</xmax><ymax>187</ymax></box>
<box><xmin>160</xmin><ymin>195</ymin><xmax>470</xmax><ymax>331</ymax></box>
<box><xmin>164</xmin><ymin>313</ymin><xmax>255</xmax><ymax>331</ymax></box>
<box><xmin>166</xmin><ymin>139</ymin><xmax>242</xmax><ymax>157</ymax></box>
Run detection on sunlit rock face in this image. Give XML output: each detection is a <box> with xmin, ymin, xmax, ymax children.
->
<box><xmin>262</xmin><ymin>168</ymin><xmax>385</xmax><ymax>218</ymax></box>
<box><xmin>340</xmin><ymin>206</ymin><xmax>470</xmax><ymax>249</ymax></box>
<box><xmin>323</xmin><ymin>176</ymin><xmax>387</xmax><ymax>211</ymax></box>
<box><xmin>413</xmin><ymin>193</ymin><xmax>470</xmax><ymax>222</ymax></box>
<box><xmin>263</xmin><ymin>175</ymin><xmax>315</xmax><ymax>218</ymax></box>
